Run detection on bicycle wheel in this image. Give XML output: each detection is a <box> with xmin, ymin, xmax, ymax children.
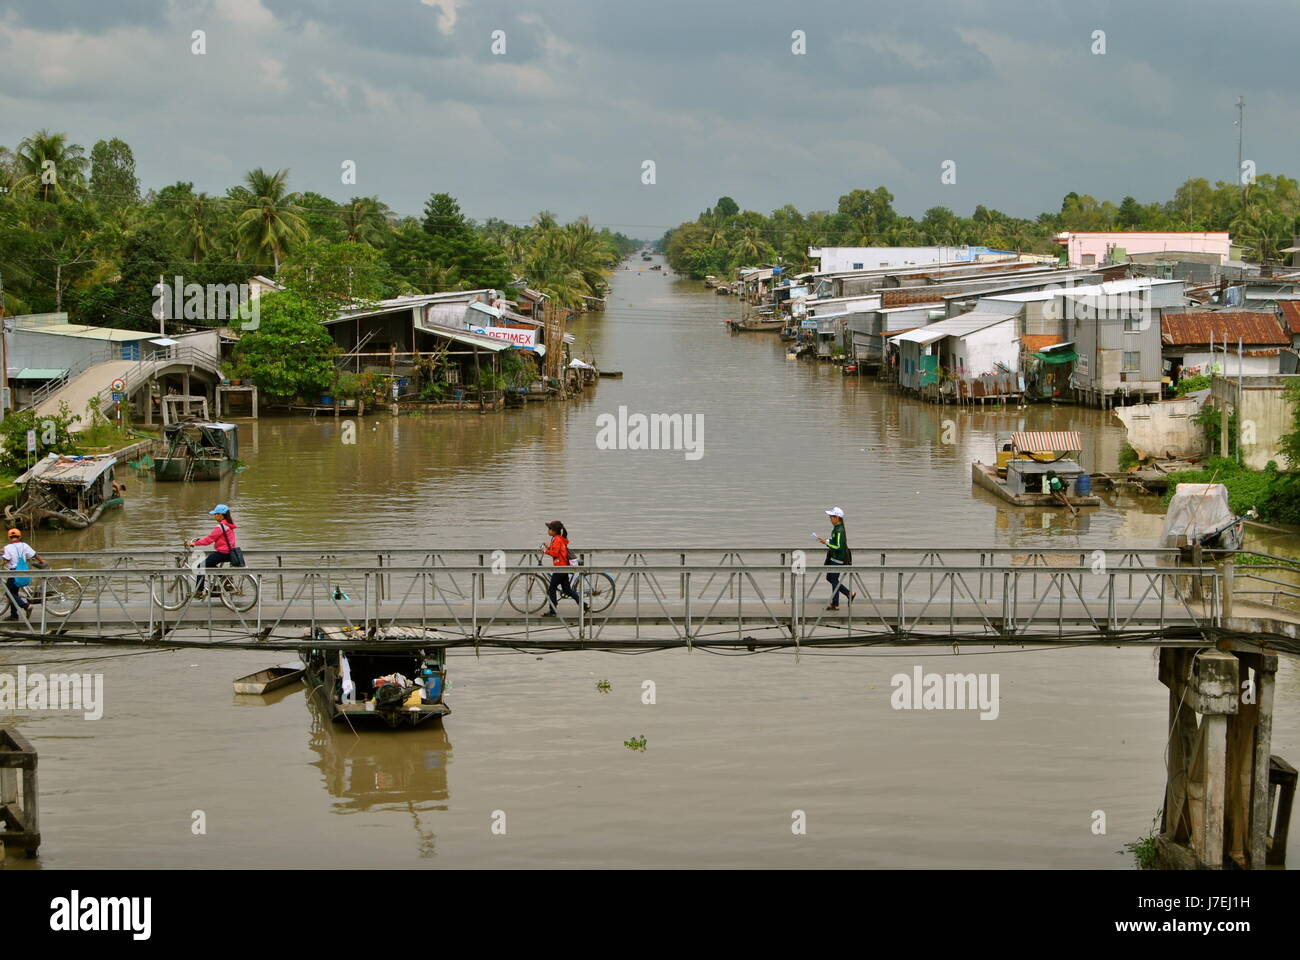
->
<box><xmin>506</xmin><ymin>573</ymin><xmax>550</xmax><ymax>614</ymax></box>
<box><xmin>151</xmin><ymin>572</ymin><xmax>194</xmax><ymax>611</ymax></box>
<box><xmin>219</xmin><ymin>573</ymin><xmax>259</xmax><ymax>613</ymax></box>
<box><xmin>40</xmin><ymin>576</ymin><xmax>84</xmax><ymax>617</ymax></box>
<box><xmin>577</xmin><ymin>572</ymin><xmax>617</xmax><ymax>613</ymax></box>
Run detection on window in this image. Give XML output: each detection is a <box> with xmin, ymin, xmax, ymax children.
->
<box><xmin>852</xmin><ymin>262</ymin><xmax>863</xmax><ymax>270</ymax></box>
<box><xmin>1123</xmin><ymin>316</ymin><xmax>1142</xmax><ymax>332</ymax></box>
<box><xmin>1123</xmin><ymin>351</ymin><xmax>1141</xmax><ymax>371</ymax></box>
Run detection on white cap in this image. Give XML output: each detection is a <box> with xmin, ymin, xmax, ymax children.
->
<box><xmin>825</xmin><ymin>507</ymin><xmax>845</xmax><ymax>518</ymax></box>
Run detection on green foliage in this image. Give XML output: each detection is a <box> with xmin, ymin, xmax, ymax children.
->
<box><xmin>596</xmin><ymin>679</ymin><xmax>611</xmax><ymax>693</ymax></box>
<box><xmin>1118</xmin><ymin>444</ymin><xmax>1141</xmax><ymax>470</ymax></box>
<box><xmin>496</xmin><ymin>349</ymin><xmax>531</xmax><ymax>389</ymax></box>
<box><xmin>1174</xmin><ymin>374</ymin><xmax>1212</xmax><ymax>396</ymax></box>
<box><xmin>1162</xmin><ymin>458</ymin><xmax>1300</xmax><ymax>524</ymax></box>
<box><xmin>623</xmin><ymin>734</ymin><xmax>647</xmax><ymax>751</ymax></box>
<box><xmin>1277</xmin><ymin>377</ymin><xmax>1300</xmax><ymax>472</ymax></box>
<box><xmin>1123</xmin><ymin>833</ymin><xmax>1160</xmax><ymax>870</ymax></box>
<box><xmin>0</xmin><ymin>403</ymin><xmax>80</xmax><ymax>471</ymax></box>
<box><xmin>278</xmin><ymin>239</ymin><xmax>391</xmax><ymax>316</ymax></box>
<box><xmin>334</xmin><ymin>371</ymin><xmax>389</xmax><ymax>405</ymax></box>
<box><xmin>418</xmin><ymin>380</ymin><xmax>448</xmax><ymax>402</ymax></box>
<box><xmin>1192</xmin><ymin>405</ymin><xmax>1238</xmax><ymax>458</ymax></box>
<box><xmin>231</xmin><ymin>290</ymin><xmax>338</xmax><ymax>400</ymax></box>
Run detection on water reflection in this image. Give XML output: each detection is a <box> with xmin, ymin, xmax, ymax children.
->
<box><xmin>305</xmin><ymin>697</ymin><xmax>451</xmax><ymax>858</ymax></box>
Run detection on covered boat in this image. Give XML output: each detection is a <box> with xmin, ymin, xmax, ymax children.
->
<box><xmin>153</xmin><ymin>420</ymin><xmax>238</xmax><ymax>481</ymax></box>
<box><xmin>5</xmin><ymin>454</ymin><xmax>123</xmax><ymax>529</ymax></box>
<box><xmin>1162</xmin><ymin>483</ymin><xmax>1246</xmax><ymax>551</ymax></box>
<box><xmin>971</xmin><ymin>431</ymin><xmax>1101</xmax><ymax>507</ymax></box>
<box><xmin>301</xmin><ymin>635</ymin><xmax>450</xmax><ymax>728</ymax></box>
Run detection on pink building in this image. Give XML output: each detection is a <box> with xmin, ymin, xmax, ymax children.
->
<box><xmin>1056</xmin><ymin>232</ymin><xmax>1231</xmax><ymax>267</ymax></box>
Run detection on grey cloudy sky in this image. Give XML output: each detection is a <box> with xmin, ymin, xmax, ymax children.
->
<box><xmin>1</xmin><ymin>0</ymin><xmax>1295</xmax><ymax>236</ymax></box>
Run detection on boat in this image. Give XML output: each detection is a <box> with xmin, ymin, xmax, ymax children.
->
<box><xmin>1162</xmin><ymin>483</ymin><xmax>1249</xmax><ymax>552</ymax></box>
<box><xmin>971</xmin><ymin>431</ymin><xmax>1102</xmax><ymax>507</ymax></box>
<box><xmin>5</xmin><ymin>454</ymin><xmax>123</xmax><ymax>529</ymax></box>
<box><xmin>731</xmin><ymin>318</ymin><xmax>785</xmax><ymax>332</ymax></box>
<box><xmin>233</xmin><ymin>665</ymin><xmax>305</xmax><ymax>695</ymax></box>
<box><xmin>153</xmin><ymin>419</ymin><xmax>239</xmax><ymax>481</ymax></box>
<box><xmin>301</xmin><ymin>632</ymin><xmax>450</xmax><ymax>728</ymax></box>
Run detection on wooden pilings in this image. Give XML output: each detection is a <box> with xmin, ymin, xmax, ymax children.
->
<box><xmin>1156</xmin><ymin>647</ymin><xmax>1287</xmax><ymax>869</ymax></box>
<box><xmin>0</xmin><ymin>727</ymin><xmax>39</xmax><ymax>860</ymax></box>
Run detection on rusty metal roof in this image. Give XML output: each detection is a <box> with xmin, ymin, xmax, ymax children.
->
<box><xmin>1160</xmin><ymin>312</ymin><xmax>1288</xmax><ymax>346</ymax></box>
<box><xmin>1279</xmin><ymin>301</ymin><xmax>1300</xmax><ymax>335</ymax></box>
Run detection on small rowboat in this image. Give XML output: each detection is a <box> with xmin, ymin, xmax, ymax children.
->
<box><xmin>233</xmin><ymin>666</ymin><xmax>305</xmax><ymax>695</ymax></box>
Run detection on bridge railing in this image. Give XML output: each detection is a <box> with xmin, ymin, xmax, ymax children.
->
<box><xmin>0</xmin><ymin>551</ymin><xmax>1228</xmax><ymax>647</ymax></box>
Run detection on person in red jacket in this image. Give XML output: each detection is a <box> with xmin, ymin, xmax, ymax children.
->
<box><xmin>540</xmin><ymin>520</ymin><xmax>587</xmax><ymax>617</ymax></box>
<box><xmin>189</xmin><ymin>504</ymin><xmax>237</xmax><ymax>597</ymax></box>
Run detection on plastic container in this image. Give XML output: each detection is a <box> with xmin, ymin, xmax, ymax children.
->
<box><xmin>1074</xmin><ymin>473</ymin><xmax>1092</xmax><ymax>496</ymax></box>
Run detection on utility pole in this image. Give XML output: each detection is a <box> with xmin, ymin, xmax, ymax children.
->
<box><xmin>0</xmin><ymin>267</ymin><xmax>8</xmax><ymax>415</ymax></box>
<box><xmin>1236</xmin><ymin>96</ymin><xmax>1246</xmax><ymax>199</ymax></box>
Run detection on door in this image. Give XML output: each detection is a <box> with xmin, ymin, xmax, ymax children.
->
<box><xmin>121</xmin><ymin>342</ymin><xmax>140</xmax><ymax>361</ymax></box>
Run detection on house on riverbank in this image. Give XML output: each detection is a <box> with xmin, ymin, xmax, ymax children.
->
<box><xmin>1160</xmin><ymin>311</ymin><xmax>1290</xmax><ymax>378</ymax></box>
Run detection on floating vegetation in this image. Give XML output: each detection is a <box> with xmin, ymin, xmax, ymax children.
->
<box><xmin>233</xmin><ymin>460</ymin><xmax>250</xmax><ymax>474</ymax></box>
<box><xmin>596</xmin><ymin>679</ymin><xmax>611</xmax><ymax>693</ymax></box>
<box><xmin>127</xmin><ymin>454</ymin><xmax>155</xmax><ymax>472</ymax></box>
<box><xmin>624</xmin><ymin>734</ymin><xmax>647</xmax><ymax>752</ymax></box>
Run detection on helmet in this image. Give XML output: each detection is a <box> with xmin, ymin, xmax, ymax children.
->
<box><xmin>6</xmin><ymin>528</ymin><xmax>21</xmax><ymax>539</ymax></box>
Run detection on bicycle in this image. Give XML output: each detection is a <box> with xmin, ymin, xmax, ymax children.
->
<box><xmin>9</xmin><ymin>567</ymin><xmax>85</xmax><ymax>618</ymax></box>
<box><xmin>150</xmin><ymin>542</ymin><xmax>259</xmax><ymax>613</ymax></box>
<box><xmin>505</xmin><ymin>565</ymin><xmax>617</xmax><ymax>615</ymax></box>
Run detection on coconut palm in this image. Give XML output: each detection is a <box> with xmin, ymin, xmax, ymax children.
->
<box><xmin>340</xmin><ymin>196</ymin><xmax>390</xmax><ymax>246</ymax></box>
<box><xmin>172</xmin><ymin>192</ymin><xmax>223</xmax><ymax>261</ymax></box>
<box><xmin>230</xmin><ymin>168</ymin><xmax>307</xmax><ymax>271</ymax></box>
<box><xmin>12</xmin><ymin>130</ymin><xmax>87</xmax><ymax>202</ymax></box>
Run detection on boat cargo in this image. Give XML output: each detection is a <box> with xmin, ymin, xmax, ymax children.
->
<box><xmin>6</xmin><ymin>453</ymin><xmax>123</xmax><ymax>529</ymax></box>
<box><xmin>301</xmin><ymin>634</ymin><xmax>450</xmax><ymax>728</ymax></box>
<box><xmin>153</xmin><ymin>420</ymin><xmax>239</xmax><ymax>481</ymax></box>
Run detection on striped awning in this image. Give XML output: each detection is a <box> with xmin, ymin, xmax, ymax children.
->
<box><xmin>1012</xmin><ymin>431</ymin><xmax>1082</xmax><ymax>454</ymax></box>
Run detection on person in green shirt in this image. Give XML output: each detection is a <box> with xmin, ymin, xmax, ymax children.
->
<box><xmin>817</xmin><ymin>507</ymin><xmax>855</xmax><ymax>610</ymax></box>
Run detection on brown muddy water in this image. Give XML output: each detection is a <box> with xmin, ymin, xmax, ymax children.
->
<box><xmin>3</xmin><ymin>258</ymin><xmax>1296</xmax><ymax>868</ymax></box>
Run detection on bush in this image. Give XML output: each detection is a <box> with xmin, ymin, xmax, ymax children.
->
<box><xmin>1174</xmin><ymin>374</ymin><xmax>1212</xmax><ymax>396</ymax></box>
<box><xmin>0</xmin><ymin>403</ymin><xmax>80</xmax><ymax>472</ymax></box>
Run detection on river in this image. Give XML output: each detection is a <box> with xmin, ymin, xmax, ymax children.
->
<box><xmin>3</xmin><ymin>256</ymin><xmax>1296</xmax><ymax>868</ymax></box>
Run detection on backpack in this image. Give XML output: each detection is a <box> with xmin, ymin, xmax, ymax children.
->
<box><xmin>11</xmin><ymin>550</ymin><xmax>31</xmax><ymax>588</ymax></box>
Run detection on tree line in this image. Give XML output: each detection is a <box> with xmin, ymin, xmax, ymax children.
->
<box><xmin>662</xmin><ymin>177</ymin><xmax>1300</xmax><ymax>279</ymax></box>
<box><xmin>0</xmin><ymin>130</ymin><xmax>641</xmax><ymax>329</ymax></box>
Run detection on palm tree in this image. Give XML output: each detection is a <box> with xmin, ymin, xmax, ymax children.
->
<box><xmin>13</xmin><ymin>130</ymin><xmax>87</xmax><ymax>202</ymax></box>
<box><xmin>340</xmin><ymin>196</ymin><xmax>389</xmax><ymax>246</ymax></box>
<box><xmin>231</xmin><ymin>168</ymin><xmax>307</xmax><ymax>271</ymax></box>
<box><xmin>172</xmin><ymin>192</ymin><xmax>222</xmax><ymax>261</ymax></box>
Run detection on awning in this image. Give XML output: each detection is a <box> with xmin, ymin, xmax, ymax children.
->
<box><xmin>1032</xmin><ymin>349</ymin><xmax>1078</xmax><ymax>365</ymax></box>
<box><xmin>1012</xmin><ymin>431</ymin><xmax>1082</xmax><ymax>454</ymax></box>
<box><xmin>414</xmin><ymin>323</ymin><xmax>512</xmax><ymax>352</ymax></box>
<box><xmin>569</xmin><ymin>358</ymin><xmax>595</xmax><ymax>370</ymax></box>
<box><xmin>14</xmin><ymin>368</ymin><xmax>67</xmax><ymax>379</ymax></box>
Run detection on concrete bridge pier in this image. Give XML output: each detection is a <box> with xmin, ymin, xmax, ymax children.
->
<box><xmin>1156</xmin><ymin>646</ymin><xmax>1292</xmax><ymax>869</ymax></box>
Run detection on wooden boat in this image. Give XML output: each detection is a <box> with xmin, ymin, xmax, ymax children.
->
<box><xmin>972</xmin><ymin>458</ymin><xmax>1101</xmax><ymax>507</ymax></box>
<box><xmin>6</xmin><ymin>454</ymin><xmax>123</xmax><ymax>529</ymax></box>
<box><xmin>233</xmin><ymin>665</ymin><xmax>305</xmax><ymax>695</ymax></box>
<box><xmin>153</xmin><ymin>420</ymin><xmax>238</xmax><ymax>481</ymax></box>
<box><xmin>731</xmin><ymin>318</ymin><xmax>785</xmax><ymax>332</ymax></box>
<box><xmin>301</xmin><ymin>633</ymin><xmax>450</xmax><ymax>728</ymax></box>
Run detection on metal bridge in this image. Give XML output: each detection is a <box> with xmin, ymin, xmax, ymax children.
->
<box><xmin>1</xmin><ymin>546</ymin><xmax>1298</xmax><ymax>655</ymax></box>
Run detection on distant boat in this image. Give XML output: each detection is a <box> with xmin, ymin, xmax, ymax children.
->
<box><xmin>731</xmin><ymin>318</ymin><xmax>785</xmax><ymax>332</ymax></box>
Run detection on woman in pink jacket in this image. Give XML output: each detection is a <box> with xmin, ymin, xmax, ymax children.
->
<box><xmin>189</xmin><ymin>504</ymin><xmax>237</xmax><ymax>596</ymax></box>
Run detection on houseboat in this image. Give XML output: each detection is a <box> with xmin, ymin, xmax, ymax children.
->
<box><xmin>971</xmin><ymin>431</ymin><xmax>1102</xmax><ymax>508</ymax></box>
<box><xmin>301</xmin><ymin>632</ymin><xmax>450</xmax><ymax>729</ymax></box>
<box><xmin>153</xmin><ymin>420</ymin><xmax>238</xmax><ymax>481</ymax></box>
<box><xmin>6</xmin><ymin>454</ymin><xmax>123</xmax><ymax>529</ymax></box>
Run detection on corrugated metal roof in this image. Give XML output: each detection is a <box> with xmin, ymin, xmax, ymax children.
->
<box><xmin>414</xmin><ymin>323</ymin><xmax>511</xmax><ymax>352</ymax></box>
<box><xmin>1021</xmin><ymin>335</ymin><xmax>1062</xmax><ymax>352</ymax></box>
<box><xmin>16</xmin><ymin>453</ymin><xmax>117</xmax><ymax>488</ymax></box>
<box><xmin>1160</xmin><ymin>312</ymin><xmax>1288</xmax><ymax>346</ymax></box>
<box><xmin>1279</xmin><ymin>301</ymin><xmax>1300</xmax><ymax>334</ymax></box>
<box><xmin>1012</xmin><ymin>432</ymin><xmax>1082</xmax><ymax>454</ymax></box>
<box><xmin>19</xmin><ymin>324</ymin><xmax>156</xmax><ymax>342</ymax></box>
<box><xmin>14</xmin><ymin>368</ymin><xmax>67</xmax><ymax>379</ymax></box>
<box><xmin>892</xmin><ymin>310</ymin><xmax>1018</xmax><ymax>346</ymax></box>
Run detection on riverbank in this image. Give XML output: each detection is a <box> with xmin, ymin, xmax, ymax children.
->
<box><xmin>1163</xmin><ymin>458</ymin><xmax>1300</xmax><ymax>527</ymax></box>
